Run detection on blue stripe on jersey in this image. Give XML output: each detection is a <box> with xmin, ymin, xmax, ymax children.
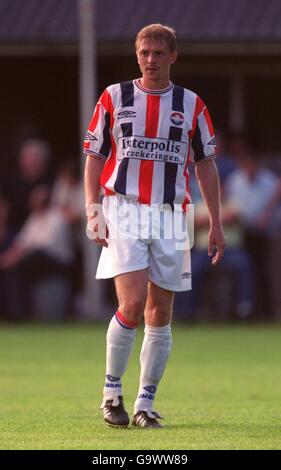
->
<box><xmin>99</xmin><ymin>111</ymin><xmax>111</xmax><ymax>157</ymax></box>
<box><xmin>163</xmin><ymin>87</ymin><xmax>184</xmax><ymax>206</ymax></box>
<box><xmin>191</xmin><ymin>120</ymin><xmax>205</xmax><ymax>162</ymax></box>
<box><xmin>169</xmin><ymin>126</ymin><xmax>183</xmax><ymax>141</ymax></box>
<box><xmin>121</xmin><ymin>81</ymin><xmax>134</xmax><ymax>107</ymax></box>
<box><xmin>163</xmin><ymin>127</ymin><xmax>183</xmax><ymax>207</ymax></box>
<box><xmin>114</xmin><ymin>122</ymin><xmax>132</xmax><ymax>195</ymax></box>
<box><xmin>120</xmin><ymin>122</ymin><xmax>133</xmax><ymax>137</ymax></box>
<box><xmin>114</xmin><ymin>159</ymin><xmax>129</xmax><ymax>195</ymax></box>
<box><xmin>172</xmin><ymin>85</ymin><xmax>184</xmax><ymax>113</ymax></box>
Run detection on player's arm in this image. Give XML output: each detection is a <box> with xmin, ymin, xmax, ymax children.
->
<box><xmin>195</xmin><ymin>159</ymin><xmax>225</xmax><ymax>265</ymax></box>
<box><xmin>83</xmin><ymin>89</ymin><xmax>113</xmax><ymax>247</ymax></box>
<box><xmin>84</xmin><ymin>155</ymin><xmax>108</xmax><ymax>247</ymax></box>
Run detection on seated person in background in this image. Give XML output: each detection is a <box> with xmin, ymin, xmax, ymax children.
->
<box><xmin>51</xmin><ymin>160</ymin><xmax>84</xmax><ymax>229</ymax></box>
<box><xmin>0</xmin><ymin>185</ymin><xmax>74</xmax><ymax>321</ymax></box>
<box><xmin>4</xmin><ymin>138</ymin><xmax>53</xmax><ymax>232</ymax></box>
<box><xmin>51</xmin><ymin>160</ymin><xmax>85</xmax><ymax>301</ymax></box>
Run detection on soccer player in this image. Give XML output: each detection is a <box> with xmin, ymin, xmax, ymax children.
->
<box><xmin>84</xmin><ymin>24</ymin><xmax>225</xmax><ymax>428</ymax></box>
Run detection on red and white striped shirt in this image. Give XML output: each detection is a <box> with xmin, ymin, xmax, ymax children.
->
<box><xmin>84</xmin><ymin>79</ymin><xmax>216</xmax><ymax>208</ymax></box>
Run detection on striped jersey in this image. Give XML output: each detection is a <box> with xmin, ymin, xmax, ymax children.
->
<box><xmin>84</xmin><ymin>79</ymin><xmax>216</xmax><ymax>208</ymax></box>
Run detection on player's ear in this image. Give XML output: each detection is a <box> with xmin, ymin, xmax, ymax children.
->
<box><xmin>170</xmin><ymin>50</ymin><xmax>178</xmax><ymax>64</ymax></box>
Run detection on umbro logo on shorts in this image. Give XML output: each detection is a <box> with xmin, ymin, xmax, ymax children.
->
<box><xmin>181</xmin><ymin>272</ymin><xmax>191</xmax><ymax>279</ymax></box>
<box><xmin>117</xmin><ymin>110</ymin><xmax>136</xmax><ymax>119</ymax></box>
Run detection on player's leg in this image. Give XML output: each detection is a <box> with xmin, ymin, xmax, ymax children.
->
<box><xmin>114</xmin><ymin>269</ymin><xmax>148</xmax><ymax>323</ymax></box>
<box><xmin>132</xmin><ymin>282</ymin><xmax>174</xmax><ymax>428</ymax></box>
<box><xmin>101</xmin><ymin>269</ymin><xmax>148</xmax><ymax>427</ymax></box>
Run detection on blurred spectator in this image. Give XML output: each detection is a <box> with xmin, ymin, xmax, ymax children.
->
<box><xmin>215</xmin><ymin>131</ymin><xmax>237</xmax><ymax>183</ymax></box>
<box><xmin>265</xmin><ymin>178</ymin><xmax>281</xmax><ymax>320</ymax></box>
<box><xmin>0</xmin><ymin>185</ymin><xmax>74</xmax><ymax>322</ymax></box>
<box><xmin>51</xmin><ymin>160</ymin><xmax>84</xmax><ymax>234</ymax></box>
<box><xmin>224</xmin><ymin>140</ymin><xmax>280</xmax><ymax>319</ymax></box>
<box><xmin>51</xmin><ymin>160</ymin><xmax>85</xmax><ymax>306</ymax></box>
<box><xmin>0</xmin><ymin>192</ymin><xmax>23</xmax><ymax>320</ymax></box>
<box><xmin>4</xmin><ymin>138</ymin><xmax>53</xmax><ymax>231</ymax></box>
<box><xmin>174</xmin><ymin>135</ymin><xmax>239</xmax><ymax>321</ymax></box>
<box><xmin>174</xmin><ymin>184</ymin><xmax>255</xmax><ymax>321</ymax></box>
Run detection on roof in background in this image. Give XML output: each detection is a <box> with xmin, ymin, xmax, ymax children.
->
<box><xmin>1</xmin><ymin>0</ymin><xmax>281</xmax><ymax>44</ymax></box>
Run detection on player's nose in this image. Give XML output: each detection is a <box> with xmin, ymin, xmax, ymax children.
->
<box><xmin>147</xmin><ymin>53</ymin><xmax>155</xmax><ymax>62</ymax></box>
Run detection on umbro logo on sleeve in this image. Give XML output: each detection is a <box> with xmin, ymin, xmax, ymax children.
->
<box><xmin>85</xmin><ymin>131</ymin><xmax>98</xmax><ymax>141</ymax></box>
<box><xmin>207</xmin><ymin>136</ymin><xmax>216</xmax><ymax>145</ymax></box>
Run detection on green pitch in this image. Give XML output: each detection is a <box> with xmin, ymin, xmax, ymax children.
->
<box><xmin>0</xmin><ymin>323</ymin><xmax>280</xmax><ymax>450</ymax></box>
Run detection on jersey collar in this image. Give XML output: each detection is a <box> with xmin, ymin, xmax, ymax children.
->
<box><xmin>134</xmin><ymin>79</ymin><xmax>174</xmax><ymax>95</ymax></box>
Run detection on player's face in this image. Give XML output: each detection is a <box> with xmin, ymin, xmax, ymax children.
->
<box><xmin>136</xmin><ymin>39</ymin><xmax>177</xmax><ymax>89</ymax></box>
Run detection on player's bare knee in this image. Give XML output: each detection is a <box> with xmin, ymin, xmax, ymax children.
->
<box><xmin>145</xmin><ymin>307</ymin><xmax>171</xmax><ymax>326</ymax></box>
<box><xmin>120</xmin><ymin>298</ymin><xmax>146</xmax><ymax>323</ymax></box>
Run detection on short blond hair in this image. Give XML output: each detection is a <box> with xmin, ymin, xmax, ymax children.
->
<box><xmin>135</xmin><ymin>23</ymin><xmax>177</xmax><ymax>53</ymax></box>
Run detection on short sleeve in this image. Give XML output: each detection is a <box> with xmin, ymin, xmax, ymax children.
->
<box><xmin>83</xmin><ymin>88</ymin><xmax>114</xmax><ymax>160</ymax></box>
<box><xmin>190</xmin><ymin>96</ymin><xmax>216</xmax><ymax>164</ymax></box>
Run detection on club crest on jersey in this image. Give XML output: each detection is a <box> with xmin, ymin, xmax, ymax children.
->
<box><xmin>117</xmin><ymin>110</ymin><xmax>136</xmax><ymax>119</ymax></box>
<box><xmin>170</xmin><ymin>112</ymin><xmax>184</xmax><ymax>126</ymax></box>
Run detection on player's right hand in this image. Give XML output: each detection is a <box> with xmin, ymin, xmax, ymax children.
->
<box><xmin>86</xmin><ymin>216</ymin><xmax>108</xmax><ymax>247</ymax></box>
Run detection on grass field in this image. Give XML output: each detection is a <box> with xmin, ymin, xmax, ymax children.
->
<box><xmin>0</xmin><ymin>323</ymin><xmax>280</xmax><ymax>450</ymax></box>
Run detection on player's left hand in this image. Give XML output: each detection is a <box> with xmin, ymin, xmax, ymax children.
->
<box><xmin>208</xmin><ymin>225</ymin><xmax>226</xmax><ymax>265</ymax></box>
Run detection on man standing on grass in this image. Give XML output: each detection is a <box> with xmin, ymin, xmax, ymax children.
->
<box><xmin>84</xmin><ymin>24</ymin><xmax>225</xmax><ymax>428</ymax></box>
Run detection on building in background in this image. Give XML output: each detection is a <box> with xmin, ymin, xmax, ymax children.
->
<box><xmin>0</xmin><ymin>0</ymin><xmax>281</xmax><ymax>319</ymax></box>
<box><xmin>0</xmin><ymin>0</ymin><xmax>281</xmax><ymax>168</ymax></box>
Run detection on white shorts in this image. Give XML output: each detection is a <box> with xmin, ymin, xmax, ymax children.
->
<box><xmin>96</xmin><ymin>196</ymin><xmax>192</xmax><ymax>292</ymax></box>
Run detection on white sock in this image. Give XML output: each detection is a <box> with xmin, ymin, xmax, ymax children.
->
<box><xmin>102</xmin><ymin>311</ymin><xmax>137</xmax><ymax>403</ymax></box>
<box><xmin>134</xmin><ymin>323</ymin><xmax>172</xmax><ymax>414</ymax></box>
